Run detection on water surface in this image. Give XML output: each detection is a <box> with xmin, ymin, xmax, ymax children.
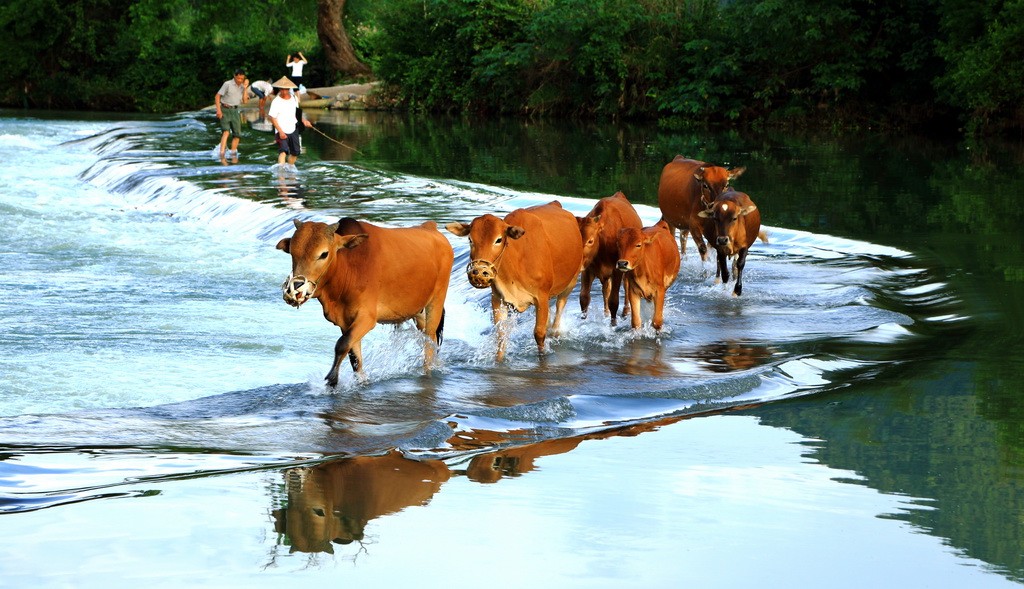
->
<box><xmin>0</xmin><ymin>108</ymin><xmax>1021</xmax><ymax>587</ymax></box>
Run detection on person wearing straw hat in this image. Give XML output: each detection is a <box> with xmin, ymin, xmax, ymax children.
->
<box><xmin>215</xmin><ymin>68</ymin><xmax>249</xmax><ymax>156</ymax></box>
<box><xmin>267</xmin><ymin>76</ymin><xmax>312</xmax><ymax>166</ymax></box>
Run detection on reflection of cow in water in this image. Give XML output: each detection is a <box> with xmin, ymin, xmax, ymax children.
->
<box><xmin>464</xmin><ymin>437</ymin><xmax>584</xmax><ymax>483</ymax></box>
<box><xmin>693</xmin><ymin>342</ymin><xmax>775</xmax><ymax>372</ymax></box>
<box><xmin>273</xmin><ymin>451</ymin><xmax>450</xmax><ymax>553</ymax></box>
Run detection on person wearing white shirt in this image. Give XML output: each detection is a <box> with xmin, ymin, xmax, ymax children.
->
<box><xmin>248</xmin><ymin>79</ymin><xmax>274</xmax><ymax>118</ymax></box>
<box><xmin>268</xmin><ymin>77</ymin><xmax>313</xmax><ymax>166</ymax></box>
<box><xmin>286</xmin><ymin>52</ymin><xmax>307</xmax><ymax>86</ymax></box>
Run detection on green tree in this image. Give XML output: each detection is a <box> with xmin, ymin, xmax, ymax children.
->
<box><xmin>935</xmin><ymin>0</ymin><xmax>1024</xmax><ymax>132</ymax></box>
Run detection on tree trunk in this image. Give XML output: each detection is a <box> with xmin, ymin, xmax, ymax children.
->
<box><xmin>317</xmin><ymin>0</ymin><xmax>372</xmax><ymax>76</ymax></box>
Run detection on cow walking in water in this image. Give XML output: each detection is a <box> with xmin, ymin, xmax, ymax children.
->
<box><xmin>616</xmin><ymin>220</ymin><xmax>681</xmax><ymax>331</ymax></box>
<box><xmin>277</xmin><ymin>218</ymin><xmax>453</xmax><ymax>386</ymax></box>
<box><xmin>698</xmin><ymin>189</ymin><xmax>765</xmax><ymax>296</ymax></box>
<box><xmin>447</xmin><ymin>201</ymin><xmax>584</xmax><ymax>361</ymax></box>
<box><xmin>657</xmin><ymin>156</ymin><xmax>745</xmax><ymax>260</ymax></box>
<box><xmin>576</xmin><ymin>191</ymin><xmax>644</xmax><ymax>325</ymax></box>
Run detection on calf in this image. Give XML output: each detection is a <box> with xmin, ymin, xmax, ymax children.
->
<box><xmin>616</xmin><ymin>220</ymin><xmax>681</xmax><ymax>330</ymax></box>
<box><xmin>277</xmin><ymin>218</ymin><xmax>453</xmax><ymax>385</ymax></box>
<box><xmin>698</xmin><ymin>189</ymin><xmax>763</xmax><ymax>296</ymax></box>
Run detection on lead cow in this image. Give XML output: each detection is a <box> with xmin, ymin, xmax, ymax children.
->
<box><xmin>577</xmin><ymin>191</ymin><xmax>643</xmax><ymax>325</ymax></box>
<box><xmin>277</xmin><ymin>218</ymin><xmax>453</xmax><ymax>385</ymax></box>
<box><xmin>616</xmin><ymin>220</ymin><xmax>681</xmax><ymax>330</ymax></box>
<box><xmin>447</xmin><ymin>201</ymin><xmax>583</xmax><ymax>361</ymax></box>
<box><xmin>698</xmin><ymin>189</ymin><xmax>764</xmax><ymax>296</ymax></box>
<box><xmin>657</xmin><ymin>156</ymin><xmax>746</xmax><ymax>260</ymax></box>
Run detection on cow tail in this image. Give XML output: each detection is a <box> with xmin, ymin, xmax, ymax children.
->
<box><xmin>436</xmin><ymin>308</ymin><xmax>446</xmax><ymax>347</ymax></box>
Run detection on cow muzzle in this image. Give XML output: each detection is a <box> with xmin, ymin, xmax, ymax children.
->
<box><xmin>466</xmin><ymin>260</ymin><xmax>497</xmax><ymax>289</ymax></box>
<box><xmin>717</xmin><ymin>236</ymin><xmax>731</xmax><ymax>246</ymax></box>
<box><xmin>616</xmin><ymin>260</ymin><xmax>632</xmax><ymax>272</ymax></box>
<box><xmin>281</xmin><ymin>274</ymin><xmax>315</xmax><ymax>308</ymax></box>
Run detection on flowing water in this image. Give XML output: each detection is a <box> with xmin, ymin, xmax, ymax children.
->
<box><xmin>0</xmin><ymin>108</ymin><xmax>1021</xmax><ymax>587</ymax></box>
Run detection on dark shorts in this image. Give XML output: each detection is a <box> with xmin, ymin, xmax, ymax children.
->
<box><xmin>276</xmin><ymin>131</ymin><xmax>301</xmax><ymax>156</ymax></box>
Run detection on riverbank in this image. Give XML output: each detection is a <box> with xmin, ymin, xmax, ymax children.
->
<box><xmin>204</xmin><ymin>82</ymin><xmax>383</xmax><ymax>112</ymax></box>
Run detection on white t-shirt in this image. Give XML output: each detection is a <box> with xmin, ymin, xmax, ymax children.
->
<box><xmin>251</xmin><ymin>80</ymin><xmax>273</xmax><ymax>97</ymax></box>
<box><xmin>288</xmin><ymin>59</ymin><xmax>306</xmax><ymax>77</ymax></box>
<box><xmin>268</xmin><ymin>93</ymin><xmax>299</xmax><ymax>134</ymax></box>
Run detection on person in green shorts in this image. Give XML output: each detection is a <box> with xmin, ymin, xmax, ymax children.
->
<box><xmin>215</xmin><ymin>69</ymin><xmax>249</xmax><ymax>156</ymax></box>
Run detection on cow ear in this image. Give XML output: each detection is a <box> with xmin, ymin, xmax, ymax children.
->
<box><xmin>693</xmin><ymin>166</ymin><xmax>706</xmax><ymax>180</ymax></box>
<box><xmin>276</xmin><ymin>238</ymin><xmax>291</xmax><ymax>253</ymax></box>
<box><xmin>446</xmin><ymin>222</ymin><xmax>471</xmax><ymax>237</ymax></box>
<box><xmin>506</xmin><ymin>225</ymin><xmax>526</xmax><ymax>240</ymax></box>
<box><xmin>293</xmin><ymin>219</ymin><xmax>302</xmax><ymax>229</ymax></box>
<box><xmin>729</xmin><ymin>167</ymin><xmax>747</xmax><ymax>180</ymax></box>
<box><xmin>698</xmin><ymin>209</ymin><xmax>713</xmax><ymax>218</ymax></box>
<box><xmin>339</xmin><ymin>234</ymin><xmax>368</xmax><ymax>249</ymax></box>
<box><xmin>327</xmin><ymin>222</ymin><xmax>340</xmax><ymax>234</ymax></box>
<box><xmin>740</xmin><ymin>204</ymin><xmax>757</xmax><ymax>216</ymax></box>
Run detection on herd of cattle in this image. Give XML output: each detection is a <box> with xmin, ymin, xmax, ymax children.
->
<box><xmin>277</xmin><ymin>156</ymin><xmax>765</xmax><ymax>385</ymax></box>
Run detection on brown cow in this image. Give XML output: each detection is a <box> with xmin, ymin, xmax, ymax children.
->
<box><xmin>657</xmin><ymin>156</ymin><xmax>745</xmax><ymax>260</ymax></box>
<box><xmin>616</xmin><ymin>220</ymin><xmax>681</xmax><ymax>330</ymax></box>
<box><xmin>698</xmin><ymin>189</ymin><xmax>763</xmax><ymax>296</ymax></box>
<box><xmin>577</xmin><ymin>191</ymin><xmax>643</xmax><ymax>324</ymax></box>
<box><xmin>577</xmin><ymin>214</ymin><xmax>602</xmax><ymax>269</ymax></box>
<box><xmin>277</xmin><ymin>218</ymin><xmax>453</xmax><ymax>385</ymax></box>
<box><xmin>447</xmin><ymin>201</ymin><xmax>583</xmax><ymax>361</ymax></box>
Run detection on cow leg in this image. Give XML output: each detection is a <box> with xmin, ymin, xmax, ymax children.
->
<box><xmin>579</xmin><ymin>268</ymin><xmax>595</xmax><ymax>318</ymax></box>
<box><xmin>348</xmin><ymin>340</ymin><xmax>363</xmax><ymax>371</ymax></box>
<box><xmin>717</xmin><ymin>249</ymin><xmax>730</xmax><ymax>286</ymax></box>
<box><xmin>597</xmin><ymin>275</ymin><xmax>612</xmax><ymax>318</ymax></box>
<box><xmin>421</xmin><ymin>305</ymin><xmax>445</xmax><ymax>372</ymax></box>
<box><xmin>733</xmin><ymin>248</ymin><xmax>748</xmax><ymax>297</ymax></box>
<box><xmin>534</xmin><ymin>294</ymin><xmax>551</xmax><ymax>354</ymax></box>
<box><xmin>492</xmin><ymin>292</ymin><xmax>510</xmax><ymax>362</ymax></box>
<box><xmin>690</xmin><ymin>223</ymin><xmax>709</xmax><ymax>262</ymax></box>
<box><xmin>608</xmin><ymin>272</ymin><xmax>624</xmax><ymax>326</ymax></box>
<box><xmin>652</xmin><ymin>288</ymin><xmax>666</xmax><ymax>331</ymax></box>
<box><xmin>552</xmin><ymin>291</ymin><xmax>571</xmax><ymax>335</ymax></box>
<box><xmin>326</xmin><ymin>320</ymin><xmax>374</xmax><ymax>386</ymax></box>
<box><xmin>677</xmin><ymin>228</ymin><xmax>689</xmax><ymax>257</ymax></box>
<box><xmin>627</xmin><ymin>282</ymin><xmax>643</xmax><ymax>329</ymax></box>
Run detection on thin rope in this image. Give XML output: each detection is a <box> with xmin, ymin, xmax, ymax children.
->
<box><xmin>307</xmin><ymin>124</ymin><xmax>363</xmax><ymax>154</ymax></box>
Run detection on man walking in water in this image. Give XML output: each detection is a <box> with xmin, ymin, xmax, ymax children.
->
<box><xmin>215</xmin><ymin>69</ymin><xmax>249</xmax><ymax>156</ymax></box>
<box><xmin>268</xmin><ymin>77</ymin><xmax>313</xmax><ymax>166</ymax></box>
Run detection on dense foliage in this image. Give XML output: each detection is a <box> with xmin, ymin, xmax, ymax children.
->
<box><xmin>357</xmin><ymin>0</ymin><xmax>1024</xmax><ymax>133</ymax></box>
<box><xmin>3</xmin><ymin>0</ymin><xmax>1023</xmax><ymax>133</ymax></box>
<box><xmin>0</xmin><ymin>0</ymin><xmax>322</xmax><ymax>111</ymax></box>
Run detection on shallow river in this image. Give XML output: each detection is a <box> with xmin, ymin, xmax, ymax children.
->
<box><xmin>0</xmin><ymin>108</ymin><xmax>1021</xmax><ymax>587</ymax></box>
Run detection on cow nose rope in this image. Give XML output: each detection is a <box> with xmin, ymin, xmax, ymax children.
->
<box><xmin>699</xmin><ymin>179</ymin><xmax>713</xmax><ymax>208</ymax></box>
<box><xmin>465</xmin><ymin>240</ymin><xmax>509</xmax><ymax>283</ymax></box>
<box><xmin>285</xmin><ymin>248</ymin><xmax>337</xmax><ymax>300</ymax></box>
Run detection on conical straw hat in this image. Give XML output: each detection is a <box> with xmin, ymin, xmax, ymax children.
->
<box><xmin>272</xmin><ymin>76</ymin><xmax>298</xmax><ymax>89</ymax></box>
